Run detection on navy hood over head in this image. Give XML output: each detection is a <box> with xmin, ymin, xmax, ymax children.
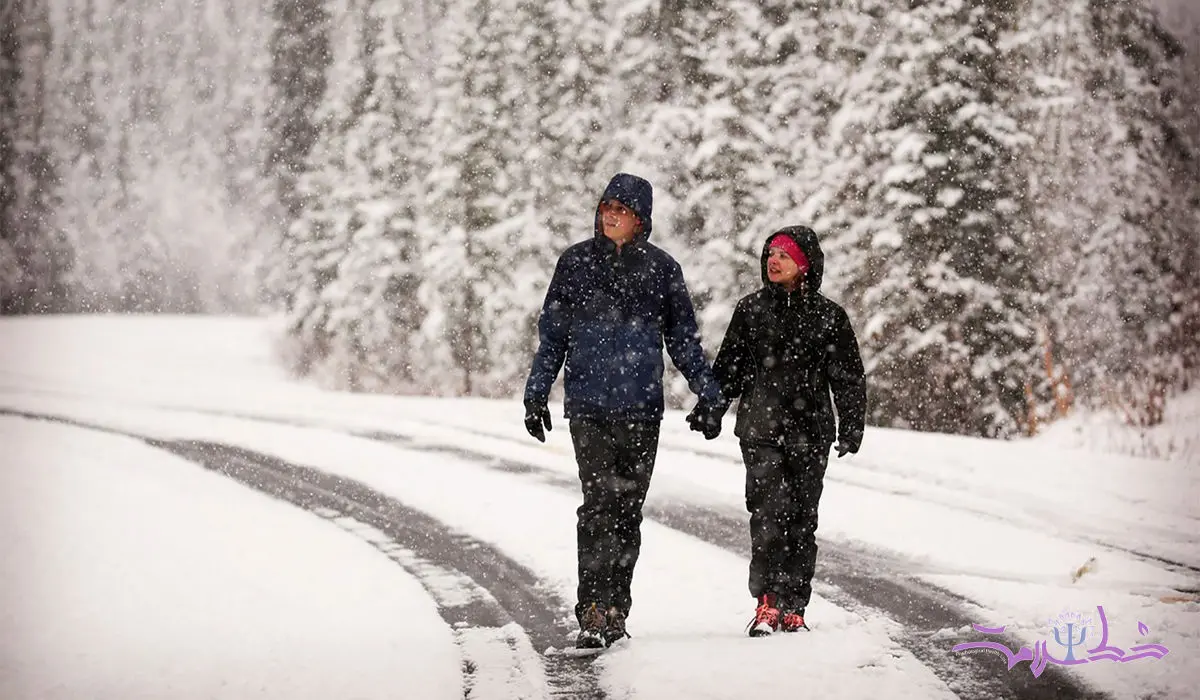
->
<box><xmin>594</xmin><ymin>172</ymin><xmax>654</xmax><ymax>240</ymax></box>
<box><xmin>524</xmin><ymin>171</ymin><xmax>723</xmax><ymax>421</ymax></box>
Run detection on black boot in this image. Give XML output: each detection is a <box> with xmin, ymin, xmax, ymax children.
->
<box><xmin>604</xmin><ymin>607</ymin><xmax>630</xmax><ymax>647</ymax></box>
<box><xmin>576</xmin><ymin>602</ymin><xmax>608</xmax><ymax>649</ymax></box>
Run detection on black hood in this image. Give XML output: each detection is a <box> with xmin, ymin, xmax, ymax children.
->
<box><xmin>594</xmin><ymin>172</ymin><xmax>654</xmax><ymax>241</ymax></box>
<box><xmin>760</xmin><ymin>225</ymin><xmax>825</xmax><ymax>292</ymax></box>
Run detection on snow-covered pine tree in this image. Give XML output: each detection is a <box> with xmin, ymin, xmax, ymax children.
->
<box><xmin>717</xmin><ymin>0</ymin><xmax>889</xmax><ymax>306</ymax></box>
<box><xmin>1020</xmin><ymin>0</ymin><xmax>1198</xmax><ymax>420</ymax></box>
<box><xmin>1014</xmin><ymin>0</ymin><xmax>1097</xmax><ymax>380</ymax></box>
<box><xmin>107</xmin><ymin>3</ymin><xmax>170</xmax><ymax>313</ymax></box>
<box><xmin>421</xmin><ymin>0</ymin><xmax>559</xmax><ymax>396</ymax></box>
<box><xmin>0</xmin><ymin>0</ymin><xmax>22</xmax><ymax>311</ymax></box>
<box><xmin>138</xmin><ymin>0</ymin><xmax>260</xmax><ymax>312</ymax></box>
<box><xmin>263</xmin><ymin>0</ymin><xmax>332</xmax><ymax>307</ymax></box>
<box><xmin>858</xmin><ymin>0</ymin><xmax>1041</xmax><ymax>437</ymax></box>
<box><xmin>672</xmin><ymin>1</ymin><xmax>799</xmax><ymax>315</ymax></box>
<box><xmin>799</xmin><ymin>0</ymin><xmax>899</xmax><ymax>315</ymax></box>
<box><xmin>277</xmin><ymin>0</ymin><xmax>373</xmax><ymax>381</ymax></box>
<box><xmin>9</xmin><ymin>0</ymin><xmax>69</xmax><ymax>313</ymax></box>
<box><xmin>45</xmin><ymin>0</ymin><xmax>128</xmax><ymax>311</ymax></box>
<box><xmin>472</xmin><ymin>0</ymin><xmax>567</xmax><ymax>396</ymax></box>
<box><xmin>311</xmin><ymin>0</ymin><xmax>428</xmax><ymax>393</ymax></box>
<box><xmin>1161</xmin><ymin>10</ymin><xmax>1200</xmax><ymax>387</ymax></box>
<box><xmin>603</xmin><ymin>0</ymin><xmax>709</xmax><ymax>248</ymax></box>
<box><xmin>219</xmin><ymin>0</ymin><xmax>278</xmax><ymax>310</ymax></box>
<box><xmin>536</xmin><ymin>0</ymin><xmax>612</xmax><ymax>243</ymax></box>
<box><xmin>1075</xmin><ymin>0</ymin><xmax>1195</xmax><ymax>412</ymax></box>
<box><xmin>418</xmin><ymin>0</ymin><xmax>492</xmax><ymax>395</ymax></box>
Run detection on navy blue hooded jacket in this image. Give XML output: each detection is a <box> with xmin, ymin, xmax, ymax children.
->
<box><xmin>524</xmin><ymin>173</ymin><xmax>723</xmax><ymax>421</ymax></box>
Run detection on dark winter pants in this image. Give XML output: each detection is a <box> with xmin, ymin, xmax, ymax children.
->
<box><xmin>741</xmin><ymin>441</ymin><xmax>829</xmax><ymax>612</ymax></box>
<box><xmin>569</xmin><ymin>419</ymin><xmax>660</xmax><ymax>624</ymax></box>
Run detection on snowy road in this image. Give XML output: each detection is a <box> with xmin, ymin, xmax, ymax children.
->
<box><xmin>1</xmin><ymin>315</ymin><xmax>1196</xmax><ymax>700</ymax></box>
<box><xmin>0</xmin><ymin>417</ymin><xmax>463</xmax><ymax>700</ymax></box>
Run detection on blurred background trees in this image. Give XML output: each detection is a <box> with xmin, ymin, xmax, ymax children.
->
<box><xmin>2</xmin><ymin>0</ymin><xmax>1197</xmax><ymax>439</ymax></box>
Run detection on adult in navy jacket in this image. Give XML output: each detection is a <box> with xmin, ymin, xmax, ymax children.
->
<box><xmin>523</xmin><ymin>172</ymin><xmax>726</xmax><ymax>649</ymax></box>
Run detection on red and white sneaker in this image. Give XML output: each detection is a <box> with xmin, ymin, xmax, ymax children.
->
<box><xmin>746</xmin><ymin>594</ymin><xmax>781</xmax><ymax>637</ymax></box>
<box><xmin>780</xmin><ymin>609</ymin><xmax>809</xmax><ymax>632</ymax></box>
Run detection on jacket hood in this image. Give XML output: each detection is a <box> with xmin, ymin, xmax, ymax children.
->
<box><xmin>594</xmin><ymin>172</ymin><xmax>654</xmax><ymax>241</ymax></box>
<box><xmin>760</xmin><ymin>226</ymin><xmax>825</xmax><ymax>292</ymax></box>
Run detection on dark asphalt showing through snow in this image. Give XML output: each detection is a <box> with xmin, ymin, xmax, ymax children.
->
<box><xmin>345</xmin><ymin>430</ymin><xmax>1111</xmax><ymax>700</ymax></box>
<box><xmin>2</xmin><ymin>405</ymin><xmax>1114</xmax><ymax>700</ymax></box>
<box><xmin>2</xmin><ymin>409</ymin><xmax>605</xmax><ymax>700</ymax></box>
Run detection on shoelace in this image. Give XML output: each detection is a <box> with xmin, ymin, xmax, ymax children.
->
<box><xmin>582</xmin><ymin>604</ymin><xmax>606</xmax><ymax>633</ymax></box>
<box><xmin>781</xmin><ymin>611</ymin><xmax>808</xmax><ymax>631</ymax></box>
<box><xmin>745</xmin><ymin>598</ymin><xmax>780</xmax><ymax>633</ymax></box>
<box><xmin>606</xmin><ymin>611</ymin><xmax>630</xmax><ymax>640</ymax></box>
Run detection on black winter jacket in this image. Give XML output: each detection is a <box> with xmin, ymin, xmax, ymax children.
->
<box><xmin>713</xmin><ymin>227</ymin><xmax>867</xmax><ymax>447</ymax></box>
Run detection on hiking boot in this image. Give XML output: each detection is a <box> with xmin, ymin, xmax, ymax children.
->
<box><xmin>780</xmin><ymin>608</ymin><xmax>809</xmax><ymax>632</ymax></box>
<box><xmin>576</xmin><ymin>602</ymin><xmax>608</xmax><ymax>649</ymax></box>
<box><xmin>746</xmin><ymin>593</ymin><xmax>780</xmax><ymax>637</ymax></box>
<box><xmin>604</xmin><ymin>607</ymin><xmax>630</xmax><ymax>647</ymax></box>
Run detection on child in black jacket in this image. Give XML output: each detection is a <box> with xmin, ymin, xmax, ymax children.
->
<box><xmin>709</xmin><ymin>225</ymin><xmax>867</xmax><ymax>636</ymax></box>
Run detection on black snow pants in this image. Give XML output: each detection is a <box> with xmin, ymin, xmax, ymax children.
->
<box><xmin>741</xmin><ymin>441</ymin><xmax>829</xmax><ymax>612</ymax></box>
<box><xmin>569</xmin><ymin>419</ymin><xmax>660</xmax><ymax>624</ymax></box>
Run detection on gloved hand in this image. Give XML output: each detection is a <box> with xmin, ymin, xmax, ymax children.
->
<box><xmin>524</xmin><ymin>399</ymin><xmax>552</xmax><ymax>442</ymax></box>
<box><xmin>686</xmin><ymin>400</ymin><xmax>724</xmax><ymax>440</ymax></box>
<box><xmin>835</xmin><ymin>430</ymin><xmax>862</xmax><ymax>458</ymax></box>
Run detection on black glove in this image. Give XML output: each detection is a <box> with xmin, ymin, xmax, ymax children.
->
<box><xmin>835</xmin><ymin>430</ymin><xmax>862</xmax><ymax>458</ymax></box>
<box><xmin>524</xmin><ymin>399</ymin><xmax>552</xmax><ymax>442</ymax></box>
<box><xmin>686</xmin><ymin>400</ymin><xmax>724</xmax><ymax>440</ymax></box>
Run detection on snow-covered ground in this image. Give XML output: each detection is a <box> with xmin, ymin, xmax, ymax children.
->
<box><xmin>1035</xmin><ymin>385</ymin><xmax>1200</xmax><ymax>464</ymax></box>
<box><xmin>0</xmin><ymin>416</ymin><xmax>462</xmax><ymax>700</ymax></box>
<box><xmin>0</xmin><ymin>314</ymin><xmax>1197</xmax><ymax>700</ymax></box>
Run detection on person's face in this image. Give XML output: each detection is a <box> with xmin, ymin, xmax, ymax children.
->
<box><xmin>766</xmin><ymin>247</ymin><xmax>802</xmax><ymax>288</ymax></box>
<box><xmin>600</xmin><ymin>199</ymin><xmax>640</xmax><ymax>245</ymax></box>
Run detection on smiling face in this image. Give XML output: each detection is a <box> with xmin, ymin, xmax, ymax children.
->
<box><xmin>600</xmin><ymin>199</ymin><xmax>641</xmax><ymax>246</ymax></box>
<box><xmin>766</xmin><ymin>247</ymin><xmax>803</xmax><ymax>289</ymax></box>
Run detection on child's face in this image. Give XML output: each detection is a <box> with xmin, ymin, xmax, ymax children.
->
<box><xmin>766</xmin><ymin>247</ymin><xmax>802</xmax><ymax>288</ymax></box>
<box><xmin>600</xmin><ymin>199</ymin><xmax>640</xmax><ymax>244</ymax></box>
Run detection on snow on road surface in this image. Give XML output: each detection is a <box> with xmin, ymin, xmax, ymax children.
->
<box><xmin>0</xmin><ymin>392</ymin><xmax>954</xmax><ymax>699</ymax></box>
<box><xmin>0</xmin><ymin>416</ymin><xmax>462</xmax><ymax>700</ymax></box>
<box><xmin>1</xmin><ymin>314</ymin><xmax>1197</xmax><ymax>699</ymax></box>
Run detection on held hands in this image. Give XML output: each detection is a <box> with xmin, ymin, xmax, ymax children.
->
<box><xmin>686</xmin><ymin>400</ymin><xmax>725</xmax><ymax>440</ymax></box>
<box><xmin>524</xmin><ymin>399</ymin><xmax>552</xmax><ymax>442</ymax></box>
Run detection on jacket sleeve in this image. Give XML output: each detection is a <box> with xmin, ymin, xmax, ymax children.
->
<box><xmin>523</xmin><ymin>255</ymin><xmax>572</xmax><ymax>404</ymax></box>
<box><xmin>662</xmin><ymin>260</ymin><xmax>723</xmax><ymax>405</ymax></box>
<box><xmin>827</xmin><ymin>305</ymin><xmax>867</xmax><ymax>444</ymax></box>
<box><xmin>712</xmin><ymin>298</ymin><xmax>751</xmax><ymax>402</ymax></box>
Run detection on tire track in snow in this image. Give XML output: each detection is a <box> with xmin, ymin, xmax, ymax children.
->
<box><xmin>654</xmin><ymin>436</ymin><xmax>1200</xmax><ymax>585</ymax></box>
<box><xmin>157</xmin><ymin>441</ymin><xmax>576</xmax><ymax>700</ymax></box>
<box><xmin>5</xmin><ymin>382</ymin><xmax>1196</xmax><ymax>579</ymax></box>
<box><xmin>0</xmin><ymin>399</ymin><xmax>1115</xmax><ymax>698</ymax></box>
<box><xmin>120</xmin><ymin>395</ymin><xmax>1100</xmax><ymax>700</ymax></box>
<box><xmin>444</xmin><ymin>415</ymin><xmax>1200</xmax><ymax>582</ymax></box>
<box><xmin>2</xmin><ymin>410</ymin><xmax>603</xmax><ymax>700</ymax></box>
<box><xmin>347</xmin><ymin>431</ymin><xmax>1109</xmax><ymax>700</ymax></box>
